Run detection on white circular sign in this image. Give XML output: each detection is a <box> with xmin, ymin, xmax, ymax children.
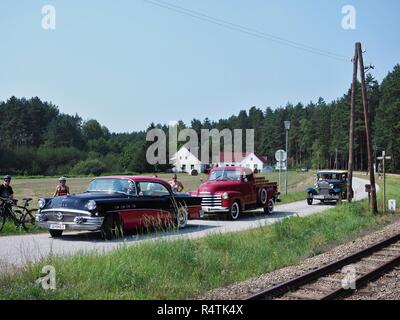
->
<box><xmin>275</xmin><ymin>149</ymin><xmax>287</xmax><ymax>162</ymax></box>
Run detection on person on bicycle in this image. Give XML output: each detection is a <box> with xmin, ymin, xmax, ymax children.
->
<box><xmin>53</xmin><ymin>177</ymin><xmax>70</xmax><ymax>197</ymax></box>
<box><xmin>0</xmin><ymin>175</ymin><xmax>14</xmax><ymax>200</ymax></box>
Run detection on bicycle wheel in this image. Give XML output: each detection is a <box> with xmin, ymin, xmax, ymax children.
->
<box><xmin>0</xmin><ymin>213</ymin><xmax>5</xmax><ymax>232</ymax></box>
<box><xmin>22</xmin><ymin>209</ymin><xmax>37</xmax><ymax>232</ymax></box>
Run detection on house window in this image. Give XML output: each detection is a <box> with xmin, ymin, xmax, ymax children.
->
<box><xmin>254</xmin><ymin>164</ymin><xmax>258</xmax><ymax>170</ymax></box>
<box><xmin>180</xmin><ymin>156</ymin><xmax>182</xmax><ymax>160</ymax></box>
<box><xmin>191</xmin><ymin>165</ymin><xmax>195</xmax><ymax>170</ymax></box>
<box><xmin>182</xmin><ymin>165</ymin><xmax>186</xmax><ymax>171</ymax></box>
<box><xmin>251</xmin><ymin>157</ymin><xmax>253</xmax><ymax>161</ymax></box>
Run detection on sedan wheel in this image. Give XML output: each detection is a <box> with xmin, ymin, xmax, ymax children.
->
<box><xmin>176</xmin><ymin>206</ymin><xmax>188</xmax><ymax>229</ymax></box>
<box><xmin>49</xmin><ymin>229</ymin><xmax>63</xmax><ymax>238</ymax></box>
<box><xmin>307</xmin><ymin>193</ymin><xmax>313</xmax><ymax>206</ymax></box>
<box><xmin>227</xmin><ymin>201</ymin><xmax>240</xmax><ymax>221</ymax></box>
<box><xmin>101</xmin><ymin>214</ymin><xmax>123</xmax><ymax>240</ymax></box>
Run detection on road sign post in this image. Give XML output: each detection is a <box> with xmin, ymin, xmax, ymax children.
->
<box><xmin>275</xmin><ymin>150</ymin><xmax>287</xmax><ymax>194</ymax></box>
<box><xmin>377</xmin><ymin>151</ymin><xmax>392</xmax><ymax>213</ymax></box>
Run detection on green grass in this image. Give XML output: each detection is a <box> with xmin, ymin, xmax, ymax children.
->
<box><xmin>1</xmin><ymin>192</ymin><xmax>398</xmax><ymax>299</ymax></box>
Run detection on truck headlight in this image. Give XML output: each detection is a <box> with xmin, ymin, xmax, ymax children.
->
<box><xmin>38</xmin><ymin>198</ymin><xmax>46</xmax><ymax>209</ymax></box>
<box><xmin>222</xmin><ymin>192</ymin><xmax>229</xmax><ymax>200</ymax></box>
<box><xmin>86</xmin><ymin>200</ymin><xmax>96</xmax><ymax>211</ymax></box>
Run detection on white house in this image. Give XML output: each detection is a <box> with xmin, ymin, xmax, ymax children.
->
<box><xmin>213</xmin><ymin>152</ymin><xmax>246</xmax><ymax>168</ymax></box>
<box><xmin>171</xmin><ymin>148</ymin><xmax>269</xmax><ymax>174</ymax></box>
<box><xmin>170</xmin><ymin>146</ymin><xmax>208</xmax><ymax>174</ymax></box>
<box><xmin>240</xmin><ymin>153</ymin><xmax>269</xmax><ymax>172</ymax></box>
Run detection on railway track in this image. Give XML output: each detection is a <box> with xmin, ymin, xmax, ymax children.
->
<box><xmin>244</xmin><ymin>233</ymin><xmax>400</xmax><ymax>300</ymax></box>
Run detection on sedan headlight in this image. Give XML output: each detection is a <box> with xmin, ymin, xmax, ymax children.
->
<box><xmin>38</xmin><ymin>198</ymin><xmax>46</xmax><ymax>209</ymax></box>
<box><xmin>86</xmin><ymin>200</ymin><xmax>97</xmax><ymax>211</ymax></box>
<box><xmin>329</xmin><ymin>184</ymin><xmax>334</xmax><ymax>189</ymax></box>
<box><xmin>222</xmin><ymin>192</ymin><xmax>229</xmax><ymax>200</ymax></box>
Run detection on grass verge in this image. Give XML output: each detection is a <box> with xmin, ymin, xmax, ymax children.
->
<box><xmin>1</xmin><ymin>197</ymin><xmax>398</xmax><ymax>299</ymax></box>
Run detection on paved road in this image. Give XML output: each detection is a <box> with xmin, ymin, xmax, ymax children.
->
<box><xmin>0</xmin><ymin>177</ymin><xmax>376</xmax><ymax>271</ymax></box>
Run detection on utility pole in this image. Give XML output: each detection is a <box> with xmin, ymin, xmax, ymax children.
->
<box><xmin>347</xmin><ymin>44</ymin><xmax>358</xmax><ymax>203</ymax></box>
<box><xmin>357</xmin><ymin>42</ymin><xmax>378</xmax><ymax>214</ymax></box>
<box><xmin>284</xmin><ymin>121</ymin><xmax>291</xmax><ymax>196</ymax></box>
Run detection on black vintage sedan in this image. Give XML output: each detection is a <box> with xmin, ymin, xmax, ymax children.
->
<box><xmin>36</xmin><ymin>176</ymin><xmax>202</xmax><ymax>239</ymax></box>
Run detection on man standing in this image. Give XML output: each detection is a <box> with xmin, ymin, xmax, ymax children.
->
<box><xmin>169</xmin><ymin>174</ymin><xmax>184</xmax><ymax>193</ymax></box>
<box><xmin>0</xmin><ymin>175</ymin><xmax>14</xmax><ymax>199</ymax></box>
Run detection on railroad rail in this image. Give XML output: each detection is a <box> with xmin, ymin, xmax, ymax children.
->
<box><xmin>244</xmin><ymin>233</ymin><xmax>400</xmax><ymax>300</ymax></box>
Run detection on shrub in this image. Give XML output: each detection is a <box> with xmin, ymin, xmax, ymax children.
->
<box><xmin>71</xmin><ymin>159</ymin><xmax>106</xmax><ymax>176</ymax></box>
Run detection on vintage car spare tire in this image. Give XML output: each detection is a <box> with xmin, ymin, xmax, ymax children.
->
<box><xmin>258</xmin><ymin>188</ymin><xmax>268</xmax><ymax>206</ymax></box>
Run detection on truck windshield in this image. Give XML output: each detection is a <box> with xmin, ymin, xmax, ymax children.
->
<box><xmin>208</xmin><ymin>170</ymin><xmax>242</xmax><ymax>181</ymax></box>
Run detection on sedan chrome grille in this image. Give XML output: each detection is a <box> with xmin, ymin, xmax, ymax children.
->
<box><xmin>201</xmin><ymin>195</ymin><xmax>222</xmax><ymax>207</ymax></box>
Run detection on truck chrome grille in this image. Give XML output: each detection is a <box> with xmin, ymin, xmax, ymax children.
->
<box><xmin>201</xmin><ymin>195</ymin><xmax>222</xmax><ymax>207</ymax></box>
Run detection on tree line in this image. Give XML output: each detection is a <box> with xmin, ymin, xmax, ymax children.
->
<box><xmin>1</xmin><ymin>64</ymin><xmax>399</xmax><ymax>176</ymax></box>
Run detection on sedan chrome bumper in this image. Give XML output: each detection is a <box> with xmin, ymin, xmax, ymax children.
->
<box><xmin>36</xmin><ymin>212</ymin><xmax>104</xmax><ymax>231</ymax></box>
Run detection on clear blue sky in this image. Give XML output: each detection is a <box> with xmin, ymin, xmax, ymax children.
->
<box><xmin>0</xmin><ymin>0</ymin><xmax>399</xmax><ymax>132</ymax></box>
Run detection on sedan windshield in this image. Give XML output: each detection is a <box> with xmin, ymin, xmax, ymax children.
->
<box><xmin>87</xmin><ymin>179</ymin><xmax>136</xmax><ymax>195</ymax></box>
<box><xmin>208</xmin><ymin>170</ymin><xmax>242</xmax><ymax>181</ymax></box>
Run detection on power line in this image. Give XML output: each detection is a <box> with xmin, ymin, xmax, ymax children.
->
<box><xmin>143</xmin><ymin>0</ymin><xmax>351</xmax><ymax>62</ymax></box>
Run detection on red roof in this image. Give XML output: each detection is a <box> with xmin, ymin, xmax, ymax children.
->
<box><xmin>254</xmin><ymin>154</ymin><xmax>268</xmax><ymax>164</ymax></box>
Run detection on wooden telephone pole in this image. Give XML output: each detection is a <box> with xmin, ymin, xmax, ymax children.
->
<box><xmin>357</xmin><ymin>42</ymin><xmax>378</xmax><ymax>214</ymax></box>
<box><xmin>347</xmin><ymin>42</ymin><xmax>378</xmax><ymax>214</ymax></box>
<box><xmin>347</xmin><ymin>44</ymin><xmax>358</xmax><ymax>202</ymax></box>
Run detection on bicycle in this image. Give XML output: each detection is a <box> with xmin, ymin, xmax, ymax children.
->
<box><xmin>0</xmin><ymin>197</ymin><xmax>37</xmax><ymax>232</ymax></box>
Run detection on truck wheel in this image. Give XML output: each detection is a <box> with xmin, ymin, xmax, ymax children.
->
<box><xmin>49</xmin><ymin>229</ymin><xmax>63</xmax><ymax>238</ymax></box>
<box><xmin>307</xmin><ymin>193</ymin><xmax>313</xmax><ymax>206</ymax></box>
<box><xmin>227</xmin><ymin>201</ymin><xmax>240</xmax><ymax>221</ymax></box>
<box><xmin>263</xmin><ymin>199</ymin><xmax>275</xmax><ymax>215</ymax></box>
<box><xmin>101</xmin><ymin>214</ymin><xmax>123</xmax><ymax>240</ymax></box>
<box><xmin>258</xmin><ymin>188</ymin><xmax>268</xmax><ymax>206</ymax></box>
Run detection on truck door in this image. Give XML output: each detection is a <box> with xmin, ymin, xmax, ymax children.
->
<box><xmin>242</xmin><ymin>172</ymin><xmax>257</xmax><ymax>204</ymax></box>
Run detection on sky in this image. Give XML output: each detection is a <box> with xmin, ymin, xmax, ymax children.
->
<box><xmin>0</xmin><ymin>0</ymin><xmax>399</xmax><ymax>133</ymax></box>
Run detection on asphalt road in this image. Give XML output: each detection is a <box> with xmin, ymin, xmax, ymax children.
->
<box><xmin>0</xmin><ymin>177</ymin><xmax>376</xmax><ymax>271</ymax></box>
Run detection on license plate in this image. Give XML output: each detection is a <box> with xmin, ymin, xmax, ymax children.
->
<box><xmin>50</xmin><ymin>223</ymin><xmax>66</xmax><ymax>230</ymax></box>
<box><xmin>314</xmin><ymin>195</ymin><xmax>325</xmax><ymax>200</ymax></box>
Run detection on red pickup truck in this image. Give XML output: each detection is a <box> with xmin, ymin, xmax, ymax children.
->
<box><xmin>190</xmin><ymin>166</ymin><xmax>280</xmax><ymax>220</ymax></box>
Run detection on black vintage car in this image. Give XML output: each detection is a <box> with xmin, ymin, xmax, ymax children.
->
<box><xmin>306</xmin><ymin>170</ymin><xmax>348</xmax><ymax>205</ymax></box>
<box><xmin>36</xmin><ymin>176</ymin><xmax>202</xmax><ymax>239</ymax></box>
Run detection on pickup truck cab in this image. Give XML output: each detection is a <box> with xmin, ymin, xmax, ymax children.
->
<box><xmin>190</xmin><ymin>167</ymin><xmax>279</xmax><ymax>220</ymax></box>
